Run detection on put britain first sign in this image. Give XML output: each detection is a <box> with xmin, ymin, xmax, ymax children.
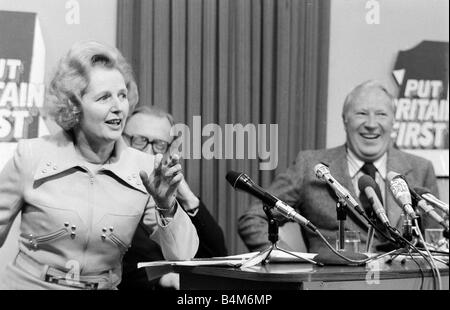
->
<box><xmin>0</xmin><ymin>10</ymin><xmax>48</xmax><ymax>143</ymax></box>
<box><xmin>392</xmin><ymin>40</ymin><xmax>449</xmax><ymax>177</ymax></box>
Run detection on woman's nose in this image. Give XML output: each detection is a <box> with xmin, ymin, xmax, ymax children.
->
<box><xmin>110</xmin><ymin>96</ymin><xmax>122</xmax><ymax>111</ymax></box>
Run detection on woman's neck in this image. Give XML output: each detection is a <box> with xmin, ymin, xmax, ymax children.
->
<box><xmin>73</xmin><ymin>131</ymin><xmax>115</xmax><ymax>164</ymax></box>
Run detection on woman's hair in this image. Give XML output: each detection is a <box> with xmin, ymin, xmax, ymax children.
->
<box><xmin>47</xmin><ymin>41</ymin><xmax>138</xmax><ymax>131</ymax></box>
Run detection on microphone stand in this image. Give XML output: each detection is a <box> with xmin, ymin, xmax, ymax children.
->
<box><xmin>336</xmin><ymin>198</ymin><xmax>347</xmax><ymax>251</ymax></box>
<box><xmin>366</xmin><ymin>226</ymin><xmax>375</xmax><ymax>253</ymax></box>
<box><xmin>240</xmin><ymin>204</ymin><xmax>321</xmax><ymax>268</ymax></box>
<box><xmin>314</xmin><ymin>198</ymin><xmax>368</xmax><ymax>265</ymax></box>
<box><xmin>402</xmin><ymin>213</ymin><xmax>414</xmax><ymax>242</ymax></box>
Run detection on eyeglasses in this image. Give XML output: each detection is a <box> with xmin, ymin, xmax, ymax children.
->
<box><xmin>123</xmin><ymin>134</ymin><xmax>171</xmax><ymax>154</ymax></box>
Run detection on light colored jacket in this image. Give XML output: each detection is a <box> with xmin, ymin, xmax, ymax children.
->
<box><xmin>0</xmin><ymin>131</ymin><xmax>199</xmax><ymax>289</ymax></box>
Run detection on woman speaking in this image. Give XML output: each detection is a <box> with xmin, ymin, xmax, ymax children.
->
<box><xmin>0</xmin><ymin>41</ymin><xmax>198</xmax><ymax>289</ymax></box>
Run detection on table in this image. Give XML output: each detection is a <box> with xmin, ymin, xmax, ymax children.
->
<box><xmin>172</xmin><ymin>257</ymin><xmax>449</xmax><ymax>290</ymax></box>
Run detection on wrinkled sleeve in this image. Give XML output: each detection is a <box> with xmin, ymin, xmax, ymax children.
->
<box><xmin>188</xmin><ymin>200</ymin><xmax>228</xmax><ymax>258</ymax></box>
<box><xmin>238</xmin><ymin>153</ymin><xmax>304</xmax><ymax>252</ymax></box>
<box><xmin>0</xmin><ymin>141</ymin><xmax>27</xmax><ymax>247</ymax></box>
<box><xmin>141</xmin><ymin>197</ymin><xmax>199</xmax><ymax>260</ymax></box>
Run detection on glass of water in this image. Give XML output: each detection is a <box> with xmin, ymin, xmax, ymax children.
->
<box><xmin>425</xmin><ymin>228</ymin><xmax>446</xmax><ymax>250</ymax></box>
<box><xmin>336</xmin><ymin>231</ymin><xmax>361</xmax><ymax>253</ymax></box>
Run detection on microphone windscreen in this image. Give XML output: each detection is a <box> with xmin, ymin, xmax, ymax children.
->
<box><xmin>225</xmin><ymin>171</ymin><xmax>243</xmax><ymax>188</ymax></box>
<box><xmin>314</xmin><ymin>163</ymin><xmax>329</xmax><ymax>179</ymax></box>
<box><xmin>358</xmin><ymin>174</ymin><xmax>376</xmax><ymax>193</ymax></box>
<box><xmin>358</xmin><ymin>175</ymin><xmax>377</xmax><ymax>217</ymax></box>
<box><xmin>358</xmin><ymin>174</ymin><xmax>383</xmax><ymax>202</ymax></box>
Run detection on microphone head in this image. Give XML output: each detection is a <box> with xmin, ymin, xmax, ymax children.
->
<box><xmin>314</xmin><ymin>163</ymin><xmax>330</xmax><ymax>180</ymax></box>
<box><xmin>387</xmin><ymin>171</ymin><xmax>412</xmax><ymax>206</ymax></box>
<box><xmin>225</xmin><ymin>170</ymin><xmax>244</xmax><ymax>188</ymax></box>
<box><xmin>358</xmin><ymin>175</ymin><xmax>383</xmax><ymax>200</ymax></box>
<box><xmin>358</xmin><ymin>174</ymin><xmax>377</xmax><ymax>193</ymax></box>
<box><xmin>357</xmin><ymin>175</ymin><xmax>376</xmax><ymax>217</ymax></box>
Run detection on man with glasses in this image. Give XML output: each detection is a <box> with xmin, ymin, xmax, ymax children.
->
<box><xmin>119</xmin><ymin>105</ymin><xmax>228</xmax><ymax>290</ymax></box>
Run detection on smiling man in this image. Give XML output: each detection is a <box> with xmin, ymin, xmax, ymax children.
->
<box><xmin>238</xmin><ymin>80</ymin><xmax>440</xmax><ymax>254</ymax></box>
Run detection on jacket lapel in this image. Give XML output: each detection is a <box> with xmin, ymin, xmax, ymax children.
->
<box><xmin>103</xmin><ymin>137</ymin><xmax>152</xmax><ymax>194</ymax></box>
<box><xmin>33</xmin><ymin>131</ymin><xmax>151</xmax><ymax>195</ymax></box>
<box><xmin>323</xmin><ymin>145</ymin><xmax>370</xmax><ymax>232</ymax></box>
<box><xmin>34</xmin><ymin>131</ymin><xmax>83</xmax><ymax>182</ymax></box>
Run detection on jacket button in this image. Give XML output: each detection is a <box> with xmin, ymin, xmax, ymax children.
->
<box><xmin>109</xmin><ymin>227</ymin><xmax>114</xmax><ymax>232</ymax></box>
<box><xmin>42</xmin><ymin>169</ymin><xmax>47</xmax><ymax>174</ymax></box>
<box><xmin>53</xmin><ymin>166</ymin><xmax>58</xmax><ymax>170</ymax></box>
<box><xmin>46</xmin><ymin>162</ymin><xmax>51</xmax><ymax>166</ymax></box>
<box><xmin>101</xmin><ymin>234</ymin><xmax>106</xmax><ymax>241</ymax></box>
<box><xmin>102</xmin><ymin>227</ymin><xmax>107</xmax><ymax>233</ymax></box>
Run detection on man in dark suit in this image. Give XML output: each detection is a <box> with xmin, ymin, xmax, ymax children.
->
<box><xmin>119</xmin><ymin>106</ymin><xmax>227</xmax><ymax>290</ymax></box>
<box><xmin>238</xmin><ymin>80</ymin><xmax>440</xmax><ymax>253</ymax></box>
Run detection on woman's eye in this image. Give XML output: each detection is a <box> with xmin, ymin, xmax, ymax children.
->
<box><xmin>98</xmin><ymin>94</ymin><xmax>110</xmax><ymax>101</ymax></box>
<box><xmin>119</xmin><ymin>92</ymin><xmax>128</xmax><ymax>99</ymax></box>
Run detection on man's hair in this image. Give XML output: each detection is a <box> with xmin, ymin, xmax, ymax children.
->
<box><xmin>129</xmin><ymin>105</ymin><xmax>175</xmax><ymax>126</ymax></box>
<box><xmin>342</xmin><ymin>80</ymin><xmax>395</xmax><ymax>122</ymax></box>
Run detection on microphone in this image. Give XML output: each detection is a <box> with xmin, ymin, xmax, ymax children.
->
<box><xmin>387</xmin><ymin>171</ymin><xmax>418</xmax><ymax>219</ymax></box>
<box><xmin>314</xmin><ymin>163</ymin><xmax>363</xmax><ymax>214</ymax></box>
<box><xmin>410</xmin><ymin>189</ymin><xmax>449</xmax><ymax>231</ymax></box>
<box><xmin>414</xmin><ymin>187</ymin><xmax>449</xmax><ymax>216</ymax></box>
<box><xmin>358</xmin><ymin>175</ymin><xmax>390</xmax><ymax>227</ymax></box>
<box><xmin>226</xmin><ymin>171</ymin><xmax>317</xmax><ymax>231</ymax></box>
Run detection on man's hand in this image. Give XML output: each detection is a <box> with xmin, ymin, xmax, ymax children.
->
<box><xmin>140</xmin><ymin>153</ymin><xmax>183</xmax><ymax>211</ymax></box>
<box><xmin>176</xmin><ymin>178</ymin><xmax>200</xmax><ymax>212</ymax></box>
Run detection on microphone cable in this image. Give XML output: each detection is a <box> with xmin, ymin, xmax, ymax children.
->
<box><xmin>412</xmin><ymin>218</ymin><xmax>442</xmax><ymax>290</ymax></box>
<box><xmin>387</xmin><ymin>224</ymin><xmax>441</xmax><ymax>290</ymax></box>
<box><xmin>405</xmin><ymin>245</ymin><xmax>425</xmax><ymax>290</ymax></box>
<box><xmin>313</xmin><ymin>229</ymin><xmax>395</xmax><ymax>266</ymax></box>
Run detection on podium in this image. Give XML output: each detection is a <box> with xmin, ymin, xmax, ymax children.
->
<box><xmin>164</xmin><ymin>256</ymin><xmax>449</xmax><ymax>290</ymax></box>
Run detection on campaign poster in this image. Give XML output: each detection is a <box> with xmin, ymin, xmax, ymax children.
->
<box><xmin>0</xmin><ymin>10</ymin><xmax>48</xmax><ymax>168</ymax></box>
<box><xmin>392</xmin><ymin>40</ymin><xmax>449</xmax><ymax>177</ymax></box>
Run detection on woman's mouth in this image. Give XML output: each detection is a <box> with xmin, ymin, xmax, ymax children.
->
<box><xmin>105</xmin><ymin>119</ymin><xmax>122</xmax><ymax>129</ymax></box>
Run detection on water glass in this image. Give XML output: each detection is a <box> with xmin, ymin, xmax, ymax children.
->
<box><xmin>336</xmin><ymin>231</ymin><xmax>361</xmax><ymax>253</ymax></box>
<box><xmin>425</xmin><ymin>228</ymin><xmax>446</xmax><ymax>250</ymax></box>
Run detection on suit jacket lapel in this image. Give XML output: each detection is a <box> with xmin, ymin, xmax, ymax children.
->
<box><xmin>386</xmin><ymin>147</ymin><xmax>414</xmax><ymax>228</ymax></box>
<box><xmin>324</xmin><ymin>145</ymin><xmax>370</xmax><ymax>232</ymax></box>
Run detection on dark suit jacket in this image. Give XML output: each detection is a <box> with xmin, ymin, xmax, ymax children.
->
<box><xmin>119</xmin><ymin>200</ymin><xmax>227</xmax><ymax>290</ymax></box>
<box><xmin>238</xmin><ymin>145</ymin><xmax>440</xmax><ymax>253</ymax></box>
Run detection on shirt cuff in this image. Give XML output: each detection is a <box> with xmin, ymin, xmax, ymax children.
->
<box><xmin>156</xmin><ymin>200</ymin><xmax>178</xmax><ymax>227</ymax></box>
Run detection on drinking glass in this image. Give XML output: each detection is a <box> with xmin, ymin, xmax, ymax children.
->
<box><xmin>336</xmin><ymin>231</ymin><xmax>361</xmax><ymax>253</ymax></box>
